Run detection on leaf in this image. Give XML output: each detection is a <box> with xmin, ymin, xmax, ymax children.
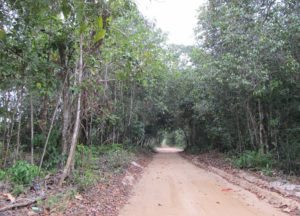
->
<box><xmin>96</xmin><ymin>16</ymin><xmax>103</xmax><ymax>30</ymax></box>
<box><xmin>0</xmin><ymin>29</ymin><xmax>6</xmax><ymax>40</ymax></box>
<box><xmin>93</xmin><ymin>29</ymin><xmax>106</xmax><ymax>42</ymax></box>
<box><xmin>36</xmin><ymin>82</ymin><xmax>42</xmax><ymax>89</ymax></box>
<box><xmin>61</xmin><ymin>0</ymin><xmax>71</xmax><ymax>18</ymax></box>
<box><xmin>79</xmin><ymin>23</ymin><xmax>87</xmax><ymax>33</ymax></box>
<box><xmin>106</xmin><ymin>16</ymin><xmax>112</xmax><ymax>26</ymax></box>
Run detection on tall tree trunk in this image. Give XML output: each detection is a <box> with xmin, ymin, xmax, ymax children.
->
<box><xmin>59</xmin><ymin>34</ymin><xmax>84</xmax><ymax>186</ymax></box>
<box><xmin>3</xmin><ymin>92</ymin><xmax>17</xmax><ymax>167</ymax></box>
<box><xmin>235</xmin><ymin>112</ymin><xmax>242</xmax><ymax>153</ymax></box>
<box><xmin>15</xmin><ymin>111</ymin><xmax>22</xmax><ymax>163</ymax></box>
<box><xmin>246</xmin><ymin>109</ymin><xmax>255</xmax><ymax>150</ymax></box>
<box><xmin>247</xmin><ymin>101</ymin><xmax>259</xmax><ymax>149</ymax></box>
<box><xmin>62</xmin><ymin>77</ymin><xmax>71</xmax><ymax>163</ymax></box>
<box><xmin>1</xmin><ymin>95</ymin><xmax>9</xmax><ymax>168</ymax></box>
<box><xmin>258</xmin><ymin>99</ymin><xmax>265</xmax><ymax>153</ymax></box>
<box><xmin>15</xmin><ymin>88</ymin><xmax>24</xmax><ymax>163</ymax></box>
<box><xmin>30</xmin><ymin>94</ymin><xmax>34</xmax><ymax>164</ymax></box>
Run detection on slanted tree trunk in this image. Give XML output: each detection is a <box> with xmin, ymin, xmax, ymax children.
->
<box><xmin>59</xmin><ymin>34</ymin><xmax>84</xmax><ymax>186</ymax></box>
<box><xmin>39</xmin><ymin>91</ymin><xmax>62</xmax><ymax>170</ymax></box>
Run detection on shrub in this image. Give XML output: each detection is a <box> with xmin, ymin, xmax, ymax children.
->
<box><xmin>73</xmin><ymin>169</ymin><xmax>99</xmax><ymax>191</ymax></box>
<box><xmin>102</xmin><ymin>149</ymin><xmax>135</xmax><ymax>170</ymax></box>
<box><xmin>97</xmin><ymin>143</ymin><xmax>123</xmax><ymax>154</ymax></box>
<box><xmin>0</xmin><ymin>169</ymin><xmax>6</xmax><ymax>181</ymax></box>
<box><xmin>8</xmin><ymin>161</ymin><xmax>39</xmax><ymax>185</ymax></box>
<box><xmin>185</xmin><ymin>145</ymin><xmax>203</xmax><ymax>154</ymax></box>
<box><xmin>12</xmin><ymin>184</ymin><xmax>25</xmax><ymax>196</ymax></box>
<box><xmin>38</xmin><ymin>189</ymin><xmax>77</xmax><ymax>212</ymax></box>
<box><xmin>233</xmin><ymin>151</ymin><xmax>274</xmax><ymax>170</ymax></box>
<box><xmin>75</xmin><ymin>144</ymin><xmax>93</xmax><ymax>169</ymax></box>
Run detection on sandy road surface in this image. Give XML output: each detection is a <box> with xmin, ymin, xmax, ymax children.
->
<box><xmin>119</xmin><ymin>147</ymin><xmax>286</xmax><ymax>216</ymax></box>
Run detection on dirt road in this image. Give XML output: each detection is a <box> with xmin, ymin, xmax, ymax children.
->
<box><xmin>119</xmin><ymin>147</ymin><xmax>286</xmax><ymax>216</ymax></box>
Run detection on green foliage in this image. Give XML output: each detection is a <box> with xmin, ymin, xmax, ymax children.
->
<box><xmin>38</xmin><ymin>189</ymin><xmax>77</xmax><ymax>211</ymax></box>
<box><xmin>0</xmin><ymin>169</ymin><xmax>6</xmax><ymax>181</ymax></box>
<box><xmin>97</xmin><ymin>143</ymin><xmax>124</xmax><ymax>154</ymax></box>
<box><xmin>11</xmin><ymin>184</ymin><xmax>25</xmax><ymax>196</ymax></box>
<box><xmin>8</xmin><ymin>161</ymin><xmax>39</xmax><ymax>185</ymax></box>
<box><xmin>165</xmin><ymin>129</ymin><xmax>186</xmax><ymax>148</ymax></box>
<box><xmin>102</xmin><ymin>148</ymin><xmax>135</xmax><ymax>171</ymax></box>
<box><xmin>185</xmin><ymin>145</ymin><xmax>205</xmax><ymax>154</ymax></box>
<box><xmin>73</xmin><ymin>169</ymin><xmax>99</xmax><ymax>191</ymax></box>
<box><xmin>42</xmin><ymin>127</ymin><xmax>62</xmax><ymax>169</ymax></box>
<box><xmin>233</xmin><ymin>151</ymin><xmax>274</xmax><ymax>170</ymax></box>
<box><xmin>75</xmin><ymin>144</ymin><xmax>95</xmax><ymax>170</ymax></box>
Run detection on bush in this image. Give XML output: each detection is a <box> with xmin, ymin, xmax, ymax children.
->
<box><xmin>38</xmin><ymin>189</ymin><xmax>77</xmax><ymax>212</ymax></box>
<box><xmin>97</xmin><ymin>143</ymin><xmax>123</xmax><ymax>154</ymax></box>
<box><xmin>75</xmin><ymin>144</ymin><xmax>93</xmax><ymax>170</ymax></box>
<box><xmin>8</xmin><ymin>161</ymin><xmax>39</xmax><ymax>185</ymax></box>
<box><xmin>12</xmin><ymin>184</ymin><xmax>25</xmax><ymax>196</ymax></box>
<box><xmin>233</xmin><ymin>151</ymin><xmax>274</xmax><ymax>170</ymax></box>
<box><xmin>185</xmin><ymin>145</ymin><xmax>203</xmax><ymax>154</ymax></box>
<box><xmin>102</xmin><ymin>149</ymin><xmax>135</xmax><ymax>170</ymax></box>
<box><xmin>73</xmin><ymin>169</ymin><xmax>99</xmax><ymax>191</ymax></box>
<box><xmin>0</xmin><ymin>169</ymin><xmax>6</xmax><ymax>181</ymax></box>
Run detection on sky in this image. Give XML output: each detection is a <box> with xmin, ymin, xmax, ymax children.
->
<box><xmin>134</xmin><ymin>0</ymin><xmax>207</xmax><ymax>45</ymax></box>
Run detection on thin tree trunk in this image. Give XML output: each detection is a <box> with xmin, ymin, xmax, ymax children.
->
<box><xmin>235</xmin><ymin>107</ymin><xmax>243</xmax><ymax>153</ymax></box>
<box><xmin>246</xmin><ymin>110</ymin><xmax>255</xmax><ymax>150</ymax></box>
<box><xmin>61</xmin><ymin>71</ymin><xmax>71</xmax><ymax>166</ymax></box>
<box><xmin>15</xmin><ymin>88</ymin><xmax>24</xmax><ymax>163</ymax></box>
<box><xmin>113</xmin><ymin>81</ymin><xmax>117</xmax><ymax>144</ymax></box>
<box><xmin>3</xmin><ymin>93</ymin><xmax>17</xmax><ymax>167</ymax></box>
<box><xmin>30</xmin><ymin>94</ymin><xmax>34</xmax><ymax>164</ymax></box>
<box><xmin>1</xmin><ymin>95</ymin><xmax>9</xmax><ymax>168</ymax></box>
<box><xmin>59</xmin><ymin>34</ymin><xmax>84</xmax><ymax>186</ymax></box>
<box><xmin>39</xmin><ymin>92</ymin><xmax>62</xmax><ymax>171</ymax></box>
<box><xmin>247</xmin><ymin>102</ymin><xmax>259</xmax><ymax>148</ymax></box>
<box><xmin>258</xmin><ymin>99</ymin><xmax>265</xmax><ymax>153</ymax></box>
<box><xmin>15</xmin><ymin>111</ymin><xmax>22</xmax><ymax>163</ymax></box>
<box><xmin>128</xmin><ymin>84</ymin><xmax>134</xmax><ymax>127</ymax></box>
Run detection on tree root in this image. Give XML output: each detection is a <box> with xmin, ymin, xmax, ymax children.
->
<box><xmin>0</xmin><ymin>196</ymin><xmax>45</xmax><ymax>212</ymax></box>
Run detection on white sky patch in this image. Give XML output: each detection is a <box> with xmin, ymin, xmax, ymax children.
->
<box><xmin>134</xmin><ymin>0</ymin><xmax>207</xmax><ymax>45</ymax></box>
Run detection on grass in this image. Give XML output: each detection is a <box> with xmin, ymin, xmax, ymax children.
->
<box><xmin>37</xmin><ymin>188</ymin><xmax>77</xmax><ymax>213</ymax></box>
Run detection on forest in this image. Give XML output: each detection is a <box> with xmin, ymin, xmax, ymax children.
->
<box><xmin>0</xmin><ymin>0</ymin><xmax>299</xmax><ymax>206</ymax></box>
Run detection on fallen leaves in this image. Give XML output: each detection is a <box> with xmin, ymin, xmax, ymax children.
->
<box><xmin>63</xmin><ymin>156</ymin><xmax>152</xmax><ymax>216</ymax></box>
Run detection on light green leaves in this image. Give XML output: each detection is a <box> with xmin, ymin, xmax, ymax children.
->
<box><xmin>0</xmin><ymin>29</ymin><xmax>6</xmax><ymax>40</ymax></box>
<box><xmin>94</xmin><ymin>29</ymin><xmax>106</xmax><ymax>42</ymax></box>
<box><xmin>93</xmin><ymin>16</ymin><xmax>111</xmax><ymax>42</ymax></box>
<box><xmin>96</xmin><ymin>17</ymin><xmax>103</xmax><ymax>30</ymax></box>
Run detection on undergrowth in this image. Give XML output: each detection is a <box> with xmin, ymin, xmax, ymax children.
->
<box><xmin>73</xmin><ymin>143</ymin><xmax>137</xmax><ymax>191</ymax></box>
<box><xmin>232</xmin><ymin>150</ymin><xmax>274</xmax><ymax>174</ymax></box>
